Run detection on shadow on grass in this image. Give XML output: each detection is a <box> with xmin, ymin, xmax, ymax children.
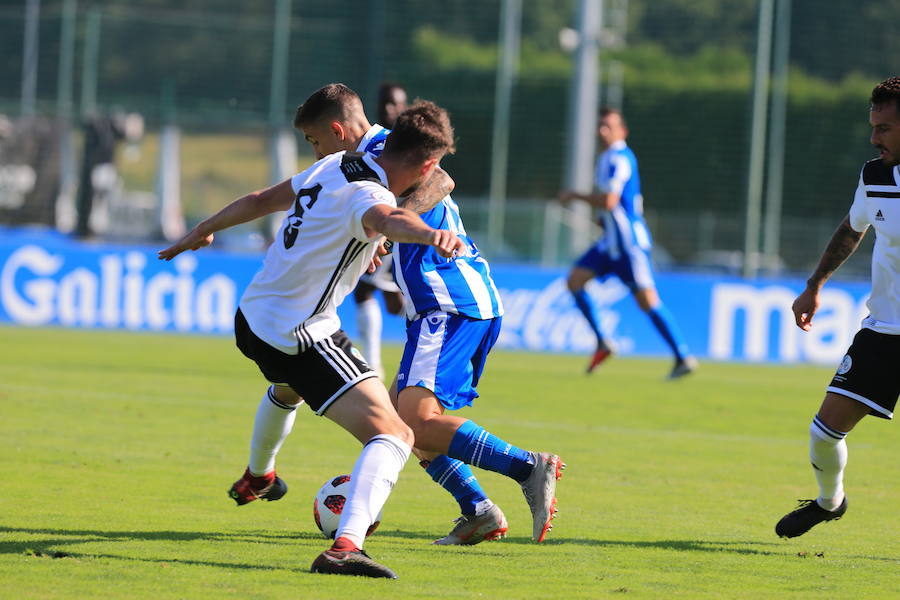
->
<box><xmin>369</xmin><ymin>529</ymin><xmax>785</xmax><ymax>557</ymax></box>
<box><xmin>0</xmin><ymin>525</ymin><xmax>328</xmax><ymax>571</ymax></box>
<box><xmin>5</xmin><ymin>525</ymin><xmax>896</xmax><ymax>566</ymax></box>
<box><xmin>0</xmin><ymin>525</ymin><xmax>319</xmax><ymax>544</ymax></box>
<box><xmin>545</xmin><ymin>538</ymin><xmax>782</xmax><ymax>555</ymax></box>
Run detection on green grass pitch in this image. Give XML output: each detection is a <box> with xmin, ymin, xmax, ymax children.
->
<box><xmin>1</xmin><ymin>326</ymin><xmax>898</xmax><ymax>598</ymax></box>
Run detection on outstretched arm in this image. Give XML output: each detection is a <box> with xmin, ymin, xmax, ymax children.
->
<box><xmin>362</xmin><ymin>203</ymin><xmax>464</xmax><ymax>258</ymax></box>
<box><xmin>557</xmin><ymin>189</ymin><xmax>620</xmax><ymax>211</ymax></box>
<box><xmin>792</xmin><ymin>215</ymin><xmax>866</xmax><ymax>330</ymax></box>
<box><xmin>158</xmin><ymin>179</ymin><xmax>295</xmax><ymax>261</ymax></box>
<box><xmin>397</xmin><ymin>166</ymin><xmax>455</xmax><ymax>214</ymax></box>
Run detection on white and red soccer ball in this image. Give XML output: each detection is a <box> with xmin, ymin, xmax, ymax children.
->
<box><xmin>313</xmin><ymin>474</ymin><xmax>383</xmax><ymax>539</ymax></box>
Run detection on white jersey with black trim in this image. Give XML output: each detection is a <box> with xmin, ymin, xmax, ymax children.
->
<box><xmin>849</xmin><ymin>158</ymin><xmax>900</xmax><ymax>335</ymax></box>
<box><xmin>239</xmin><ymin>151</ymin><xmax>396</xmax><ymax>354</ymax></box>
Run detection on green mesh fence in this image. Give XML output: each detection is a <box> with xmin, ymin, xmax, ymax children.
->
<box><xmin>1</xmin><ymin>0</ymin><xmax>895</xmax><ymax>276</ymax></box>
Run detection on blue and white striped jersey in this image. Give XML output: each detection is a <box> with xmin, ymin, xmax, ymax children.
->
<box><xmin>356</xmin><ymin>125</ymin><xmax>504</xmax><ymax>321</ymax></box>
<box><xmin>595</xmin><ymin>140</ymin><xmax>653</xmax><ymax>259</ymax></box>
<box><xmin>392</xmin><ymin>197</ymin><xmax>503</xmax><ymax>320</ymax></box>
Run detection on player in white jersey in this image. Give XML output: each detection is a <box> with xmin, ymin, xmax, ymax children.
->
<box><xmin>351</xmin><ymin>82</ymin><xmax>410</xmax><ymax>379</ymax></box>
<box><xmin>297</xmin><ymin>83</ymin><xmax>564</xmax><ymax>545</ymax></box>
<box><xmin>158</xmin><ymin>102</ymin><xmax>463</xmax><ymax>578</ymax></box>
<box><xmin>775</xmin><ymin>77</ymin><xmax>900</xmax><ymax>539</ymax></box>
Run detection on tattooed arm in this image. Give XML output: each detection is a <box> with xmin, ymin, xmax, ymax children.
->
<box><xmin>791</xmin><ymin>215</ymin><xmax>867</xmax><ymax>330</ymax></box>
<box><xmin>397</xmin><ymin>166</ymin><xmax>455</xmax><ymax>214</ymax></box>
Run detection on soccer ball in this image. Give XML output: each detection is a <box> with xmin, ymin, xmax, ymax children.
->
<box><xmin>312</xmin><ymin>474</ymin><xmax>383</xmax><ymax>539</ymax></box>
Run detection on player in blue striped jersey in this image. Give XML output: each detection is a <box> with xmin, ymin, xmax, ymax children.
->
<box><xmin>392</xmin><ymin>195</ymin><xmax>503</xmax><ymax>322</ymax></box>
<box><xmin>297</xmin><ymin>83</ymin><xmax>564</xmax><ymax>545</ymax></box>
<box><xmin>558</xmin><ymin>108</ymin><xmax>697</xmax><ymax>379</ymax></box>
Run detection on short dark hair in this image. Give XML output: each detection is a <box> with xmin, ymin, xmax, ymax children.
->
<box><xmin>382</xmin><ymin>100</ymin><xmax>456</xmax><ymax>163</ymax></box>
<box><xmin>599</xmin><ymin>106</ymin><xmax>626</xmax><ymax>127</ymax></box>
<box><xmin>377</xmin><ymin>82</ymin><xmax>407</xmax><ymax>123</ymax></box>
<box><xmin>378</xmin><ymin>82</ymin><xmax>406</xmax><ymax>106</ymax></box>
<box><xmin>870</xmin><ymin>76</ymin><xmax>900</xmax><ymax>115</ymax></box>
<box><xmin>293</xmin><ymin>83</ymin><xmax>361</xmax><ymax>129</ymax></box>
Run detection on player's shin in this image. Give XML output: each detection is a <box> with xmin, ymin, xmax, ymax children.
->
<box><xmin>447</xmin><ymin>420</ymin><xmax>535</xmax><ymax>482</ymax></box>
<box><xmin>248</xmin><ymin>386</ymin><xmax>299</xmax><ymax>475</ymax></box>
<box><xmin>571</xmin><ymin>288</ymin><xmax>606</xmax><ymax>345</ymax></box>
<box><xmin>424</xmin><ymin>455</ymin><xmax>491</xmax><ymax>514</ymax></box>
<box><xmin>646</xmin><ymin>304</ymin><xmax>690</xmax><ymax>361</ymax></box>
<box><xmin>809</xmin><ymin>415</ymin><xmax>848</xmax><ymax>510</ymax></box>
<box><xmin>334</xmin><ymin>434</ymin><xmax>411</xmax><ymax>548</ymax></box>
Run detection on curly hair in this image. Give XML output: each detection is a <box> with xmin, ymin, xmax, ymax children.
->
<box><xmin>382</xmin><ymin>100</ymin><xmax>456</xmax><ymax>163</ymax></box>
<box><xmin>870</xmin><ymin>76</ymin><xmax>900</xmax><ymax>113</ymax></box>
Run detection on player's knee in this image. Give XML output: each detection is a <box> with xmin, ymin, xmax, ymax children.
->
<box><xmin>400</xmin><ymin>413</ymin><xmax>427</xmax><ymax>439</ymax></box>
<box><xmin>567</xmin><ymin>268</ymin><xmax>593</xmax><ymax>292</ymax></box>
<box><xmin>391</xmin><ymin>420</ymin><xmax>414</xmax><ymax>447</ymax></box>
<box><xmin>399</xmin><ymin>412</ymin><xmax>440</xmax><ymax>447</ymax></box>
<box><xmin>270</xmin><ymin>384</ymin><xmax>302</xmax><ymax>406</ymax></box>
<box><xmin>634</xmin><ymin>287</ymin><xmax>658</xmax><ymax>312</ymax></box>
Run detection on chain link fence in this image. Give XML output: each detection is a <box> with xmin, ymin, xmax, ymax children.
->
<box><xmin>1</xmin><ymin>0</ymin><xmax>894</xmax><ymax>278</ymax></box>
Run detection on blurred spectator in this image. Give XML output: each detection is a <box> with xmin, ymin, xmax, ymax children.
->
<box><xmin>0</xmin><ymin>114</ymin><xmax>60</xmax><ymax>227</ymax></box>
<box><xmin>74</xmin><ymin>112</ymin><xmax>143</xmax><ymax>237</ymax></box>
<box><xmin>377</xmin><ymin>82</ymin><xmax>408</xmax><ymax>128</ymax></box>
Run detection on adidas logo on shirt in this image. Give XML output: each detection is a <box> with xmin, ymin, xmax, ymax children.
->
<box><xmin>875</xmin><ymin>209</ymin><xmax>885</xmax><ymax>221</ymax></box>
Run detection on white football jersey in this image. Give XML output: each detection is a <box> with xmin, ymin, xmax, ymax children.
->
<box><xmin>849</xmin><ymin>158</ymin><xmax>900</xmax><ymax>335</ymax></box>
<box><xmin>239</xmin><ymin>151</ymin><xmax>396</xmax><ymax>354</ymax></box>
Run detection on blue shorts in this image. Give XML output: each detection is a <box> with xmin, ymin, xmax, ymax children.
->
<box><xmin>575</xmin><ymin>239</ymin><xmax>656</xmax><ymax>291</ymax></box>
<box><xmin>396</xmin><ymin>312</ymin><xmax>502</xmax><ymax>411</ymax></box>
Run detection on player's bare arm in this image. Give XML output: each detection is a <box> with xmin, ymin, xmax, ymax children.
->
<box><xmin>362</xmin><ymin>203</ymin><xmax>464</xmax><ymax>258</ymax></box>
<box><xmin>397</xmin><ymin>166</ymin><xmax>455</xmax><ymax>214</ymax></box>
<box><xmin>557</xmin><ymin>189</ymin><xmax>617</xmax><ymax>210</ymax></box>
<box><xmin>792</xmin><ymin>215</ymin><xmax>866</xmax><ymax>330</ymax></box>
<box><xmin>158</xmin><ymin>179</ymin><xmax>295</xmax><ymax>261</ymax></box>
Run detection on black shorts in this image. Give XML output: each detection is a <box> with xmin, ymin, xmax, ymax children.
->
<box><xmin>234</xmin><ymin>309</ymin><xmax>376</xmax><ymax>415</ymax></box>
<box><xmin>826</xmin><ymin>327</ymin><xmax>900</xmax><ymax>420</ymax></box>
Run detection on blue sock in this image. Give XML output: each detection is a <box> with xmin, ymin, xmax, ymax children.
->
<box><xmin>424</xmin><ymin>455</ymin><xmax>488</xmax><ymax>515</ymax></box>
<box><xmin>571</xmin><ymin>288</ymin><xmax>606</xmax><ymax>346</ymax></box>
<box><xmin>447</xmin><ymin>420</ymin><xmax>535</xmax><ymax>483</ymax></box>
<box><xmin>647</xmin><ymin>304</ymin><xmax>689</xmax><ymax>361</ymax></box>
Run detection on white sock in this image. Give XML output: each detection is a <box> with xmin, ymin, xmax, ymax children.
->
<box><xmin>809</xmin><ymin>415</ymin><xmax>848</xmax><ymax>511</ymax></box>
<box><xmin>335</xmin><ymin>434</ymin><xmax>411</xmax><ymax>548</ymax></box>
<box><xmin>248</xmin><ymin>386</ymin><xmax>299</xmax><ymax>475</ymax></box>
<box><xmin>356</xmin><ymin>297</ymin><xmax>383</xmax><ymax>374</ymax></box>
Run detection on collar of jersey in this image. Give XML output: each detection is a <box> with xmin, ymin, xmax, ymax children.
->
<box><xmin>360</xmin><ymin>152</ymin><xmax>389</xmax><ymax>187</ymax></box>
<box><xmin>357</xmin><ymin>124</ymin><xmax>388</xmax><ymax>153</ymax></box>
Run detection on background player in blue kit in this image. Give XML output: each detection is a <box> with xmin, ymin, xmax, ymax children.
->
<box><xmin>296</xmin><ymin>83</ymin><xmax>565</xmax><ymax>545</ymax></box>
<box><xmin>558</xmin><ymin>108</ymin><xmax>697</xmax><ymax>379</ymax></box>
